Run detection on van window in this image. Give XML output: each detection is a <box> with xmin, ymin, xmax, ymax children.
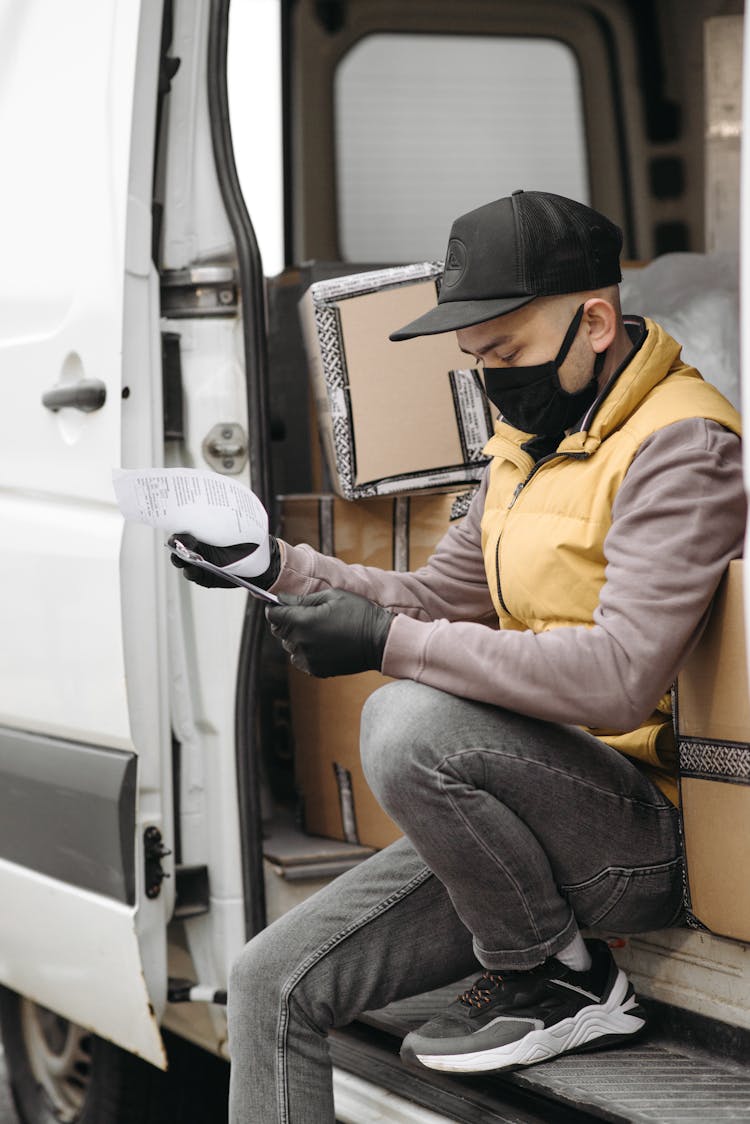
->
<box><xmin>335</xmin><ymin>33</ymin><xmax>589</xmax><ymax>262</ymax></box>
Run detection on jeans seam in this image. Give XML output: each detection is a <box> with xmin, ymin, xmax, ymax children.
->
<box><xmin>437</xmin><ymin>753</ymin><xmax>542</xmax><ymax>945</ymax></box>
<box><xmin>275</xmin><ymin>864</ymin><xmax>433</xmax><ymax>1123</ymax></box>
<box><xmin>560</xmin><ymin>855</ymin><xmax>683</xmax><ymax>893</ymax></box>
<box><xmin>575</xmin><ymin>870</ymin><xmax>631</xmax><ymax>928</ymax></box>
<box><xmin>287</xmin><ymin>993</ymin><xmax>327</xmax><ymax>1040</ymax></box>
<box><xmin>457</xmin><ymin>745</ymin><xmax>674</xmax><ymax>810</ymax></box>
<box><xmin>562</xmin><ymin>856</ymin><xmax>684</xmax><ymax>928</ymax></box>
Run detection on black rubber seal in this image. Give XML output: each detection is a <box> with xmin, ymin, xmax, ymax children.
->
<box><xmin>207</xmin><ymin>0</ymin><xmax>273</xmax><ymax>940</ymax></box>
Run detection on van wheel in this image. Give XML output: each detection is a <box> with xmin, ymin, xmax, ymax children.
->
<box><xmin>0</xmin><ymin>986</ymin><xmax>166</xmax><ymax>1124</ymax></box>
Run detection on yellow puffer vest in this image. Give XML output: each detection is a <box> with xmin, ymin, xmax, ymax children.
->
<box><xmin>480</xmin><ymin>319</ymin><xmax>741</xmax><ymax>804</ymax></box>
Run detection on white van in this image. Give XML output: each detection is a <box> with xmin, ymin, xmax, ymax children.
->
<box><xmin>0</xmin><ymin>2</ymin><xmax>748</xmax><ymax>1122</ymax></box>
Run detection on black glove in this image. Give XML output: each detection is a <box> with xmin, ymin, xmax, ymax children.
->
<box><xmin>169</xmin><ymin>532</ymin><xmax>281</xmax><ymax>589</ymax></box>
<box><xmin>266</xmin><ymin>589</ymin><xmax>394</xmax><ymax>677</ymax></box>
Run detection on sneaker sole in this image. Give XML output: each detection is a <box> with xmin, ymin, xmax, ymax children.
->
<box><xmin>413</xmin><ymin>968</ymin><xmax>645</xmax><ymax>1074</ymax></box>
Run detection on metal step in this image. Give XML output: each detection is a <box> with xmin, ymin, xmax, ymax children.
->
<box><xmin>263</xmin><ymin>815</ymin><xmax>374</xmax><ymax>881</ymax></box>
<box><xmin>344</xmin><ymin>976</ymin><xmax>750</xmax><ymax>1123</ymax></box>
<box><xmin>331</xmin><ymin>1024</ymin><xmax>594</xmax><ymax>1124</ymax></box>
<box><xmin>508</xmin><ymin>1045</ymin><xmax>750</xmax><ymax>1122</ymax></box>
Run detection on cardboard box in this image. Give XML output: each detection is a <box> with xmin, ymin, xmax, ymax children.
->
<box><xmin>288</xmin><ymin>669</ymin><xmax>397</xmax><ymax>849</ymax></box>
<box><xmin>299</xmin><ymin>264</ymin><xmax>492</xmax><ymax>499</ymax></box>
<box><xmin>675</xmin><ymin>560</ymin><xmax>750</xmax><ymax>941</ymax></box>
<box><xmin>278</xmin><ymin>490</ymin><xmax>470</xmax><ymax>572</ymax></box>
<box><xmin>281</xmin><ymin>490</ymin><xmax>472</xmax><ymax>849</ymax></box>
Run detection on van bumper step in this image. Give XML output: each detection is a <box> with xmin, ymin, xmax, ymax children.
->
<box><xmin>331</xmin><ymin>1023</ymin><xmax>591</xmax><ymax>1124</ymax></box>
<box><xmin>331</xmin><ymin>977</ymin><xmax>750</xmax><ymax>1123</ymax></box>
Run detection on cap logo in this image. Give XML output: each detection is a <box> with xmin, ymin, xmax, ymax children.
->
<box><xmin>443</xmin><ymin>238</ymin><xmax>467</xmax><ymax>288</ymax></box>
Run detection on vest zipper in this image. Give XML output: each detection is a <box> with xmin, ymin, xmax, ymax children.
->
<box><xmin>494</xmin><ymin>450</ymin><xmax>591</xmax><ymax>616</ymax></box>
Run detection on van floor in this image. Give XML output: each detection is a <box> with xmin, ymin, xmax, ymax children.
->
<box><xmin>329</xmin><ymin>981</ymin><xmax>750</xmax><ymax>1123</ymax></box>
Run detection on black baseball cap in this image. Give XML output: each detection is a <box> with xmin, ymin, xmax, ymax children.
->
<box><xmin>389</xmin><ymin>190</ymin><xmax>623</xmax><ymax>341</ymax></box>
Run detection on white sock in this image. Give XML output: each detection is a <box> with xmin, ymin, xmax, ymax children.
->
<box><xmin>554</xmin><ymin>931</ymin><xmax>592</xmax><ymax>972</ymax></box>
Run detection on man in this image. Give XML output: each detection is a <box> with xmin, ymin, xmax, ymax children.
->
<box><xmin>173</xmin><ymin>191</ymin><xmax>744</xmax><ymax>1123</ymax></box>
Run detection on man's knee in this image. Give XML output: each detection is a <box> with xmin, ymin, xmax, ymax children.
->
<box><xmin>360</xmin><ymin>680</ymin><xmax>448</xmax><ymax>809</ymax></box>
<box><xmin>229</xmin><ymin>929</ymin><xmax>281</xmax><ymax>1021</ymax></box>
<box><xmin>228</xmin><ymin>921</ymin><xmax>336</xmax><ymax>1039</ymax></box>
<box><xmin>361</xmin><ymin>684</ymin><xmax>550</xmax><ymax>813</ymax></box>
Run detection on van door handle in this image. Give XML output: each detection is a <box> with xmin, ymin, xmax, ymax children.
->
<box><xmin>42</xmin><ymin>379</ymin><xmax>107</xmax><ymax>413</ymax></box>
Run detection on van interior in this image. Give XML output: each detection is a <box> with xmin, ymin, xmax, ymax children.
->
<box><xmin>158</xmin><ymin>1</ymin><xmax>750</xmax><ymax>1119</ymax></box>
<box><xmin>6</xmin><ymin>2</ymin><xmax>746</xmax><ymax>1122</ymax></box>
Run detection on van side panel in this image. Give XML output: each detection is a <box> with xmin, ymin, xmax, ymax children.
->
<box><xmin>0</xmin><ymin>859</ymin><xmax>165</xmax><ymax>1066</ymax></box>
<box><xmin>0</xmin><ymin>0</ymin><xmax>169</xmax><ymax>1067</ymax></box>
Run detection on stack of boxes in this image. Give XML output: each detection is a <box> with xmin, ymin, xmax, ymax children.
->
<box><xmin>280</xmin><ymin>264</ymin><xmax>490</xmax><ymax>848</ymax></box>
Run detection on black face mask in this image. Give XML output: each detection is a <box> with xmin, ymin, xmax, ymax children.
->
<box><xmin>483</xmin><ymin>305</ymin><xmax>605</xmax><ymax>437</ymax></box>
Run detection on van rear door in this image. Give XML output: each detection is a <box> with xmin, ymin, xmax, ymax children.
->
<box><xmin>0</xmin><ymin>0</ymin><xmax>169</xmax><ymax>1066</ymax></box>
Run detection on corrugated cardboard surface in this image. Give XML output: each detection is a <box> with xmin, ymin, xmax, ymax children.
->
<box><xmin>278</xmin><ymin>491</ymin><xmax>461</xmax><ymax>571</ymax></box>
<box><xmin>282</xmin><ymin>490</ymin><xmax>469</xmax><ymax>848</ymax></box>
<box><xmin>678</xmin><ymin>561</ymin><xmax>749</xmax><ymax>742</ymax></box>
<box><xmin>338</xmin><ymin>283</ymin><xmax>467</xmax><ymax>482</ymax></box>
<box><xmin>677</xmin><ymin>559</ymin><xmax>750</xmax><ymax>940</ymax></box>
<box><xmin>289</xmin><ymin>668</ymin><xmax>399</xmax><ymax>850</ymax></box>
<box><xmin>680</xmin><ymin>777</ymin><xmax>750</xmax><ymax>939</ymax></box>
<box><xmin>299</xmin><ymin>266</ymin><xmax>491</xmax><ymax>498</ymax></box>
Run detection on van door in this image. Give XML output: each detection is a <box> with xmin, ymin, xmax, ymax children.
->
<box><xmin>0</xmin><ymin>0</ymin><xmax>169</xmax><ymax>1066</ymax></box>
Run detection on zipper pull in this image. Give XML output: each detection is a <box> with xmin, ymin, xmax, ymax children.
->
<box><xmin>507</xmin><ymin>482</ymin><xmax>524</xmax><ymax>509</ymax></box>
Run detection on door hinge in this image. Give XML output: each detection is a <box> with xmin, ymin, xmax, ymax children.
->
<box><xmin>143</xmin><ymin>826</ymin><xmax>171</xmax><ymax>900</ymax></box>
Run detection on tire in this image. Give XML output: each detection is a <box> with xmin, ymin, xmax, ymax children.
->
<box><xmin>0</xmin><ymin>988</ymin><xmax>229</xmax><ymax>1124</ymax></box>
<box><xmin>0</xmin><ymin>985</ymin><xmax>165</xmax><ymax>1124</ymax></box>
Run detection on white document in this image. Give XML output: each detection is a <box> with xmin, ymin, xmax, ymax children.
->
<box><xmin>112</xmin><ymin>468</ymin><xmax>270</xmax><ymax>570</ymax></box>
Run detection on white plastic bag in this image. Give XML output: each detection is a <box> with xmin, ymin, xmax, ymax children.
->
<box><xmin>621</xmin><ymin>252</ymin><xmax>739</xmax><ymax>408</ymax></box>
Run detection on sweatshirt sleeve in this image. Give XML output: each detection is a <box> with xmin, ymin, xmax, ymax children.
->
<box><xmin>382</xmin><ymin>419</ymin><xmax>746</xmax><ymax>731</ymax></box>
<box><xmin>272</xmin><ymin>475</ymin><xmax>497</xmax><ymax>625</ymax></box>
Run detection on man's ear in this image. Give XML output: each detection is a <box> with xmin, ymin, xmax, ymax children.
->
<box><xmin>583</xmin><ymin>298</ymin><xmax>617</xmax><ymax>354</ymax></box>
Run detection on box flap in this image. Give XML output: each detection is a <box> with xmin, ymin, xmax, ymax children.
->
<box><xmin>300</xmin><ymin>268</ymin><xmax>491</xmax><ymax>497</ymax></box>
<box><xmin>338</xmin><ymin>282</ymin><xmax>472</xmax><ymax>484</ymax></box>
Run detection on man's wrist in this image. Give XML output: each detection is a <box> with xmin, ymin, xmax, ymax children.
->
<box><xmin>253</xmin><ymin>536</ymin><xmax>281</xmax><ymax>589</ymax></box>
<box><xmin>369</xmin><ymin>605</ymin><xmax>395</xmax><ymax>670</ymax></box>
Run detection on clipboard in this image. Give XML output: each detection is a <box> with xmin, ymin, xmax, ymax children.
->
<box><xmin>167</xmin><ymin>539</ymin><xmax>281</xmax><ymax>603</ymax></box>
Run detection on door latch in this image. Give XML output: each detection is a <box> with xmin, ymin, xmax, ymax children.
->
<box><xmin>160</xmin><ymin>265</ymin><xmax>238</xmax><ymax>319</ymax></box>
<box><xmin>143</xmin><ymin>826</ymin><xmax>171</xmax><ymax>900</ymax></box>
<box><xmin>202</xmin><ymin>422</ymin><xmax>248</xmax><ymax>474</ymax></box>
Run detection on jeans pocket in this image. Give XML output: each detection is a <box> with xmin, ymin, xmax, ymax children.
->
<box><xmin>562</xmin><ymin>857</ymin><xmax>684</xmax><ymax>932</ymax></box>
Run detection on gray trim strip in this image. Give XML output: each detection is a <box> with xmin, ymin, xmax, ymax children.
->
<box><xmin>0</xmin><ymin>727</ymin><xmax>136</xmax><ymax>904</ymax></box>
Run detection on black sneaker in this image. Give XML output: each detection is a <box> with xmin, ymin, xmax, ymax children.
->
<box><xmin>400</xmin><ymin>939</ymin><xmax>645</xmax><ymax>1074</ymax></box>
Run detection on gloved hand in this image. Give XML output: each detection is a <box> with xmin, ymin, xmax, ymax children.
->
<box><xmin>169</xmin><ymin>532</ymin><xmax>281</xmax><ymax>589</ymax></box>
<box><xmin>266</xmin><ymin>589</ymin><xmax>394</xmax><ymax>677</ymax></box>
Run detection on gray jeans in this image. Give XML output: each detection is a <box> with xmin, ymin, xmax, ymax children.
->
<box><xmin>228</xmin><ymin>682</ymin><xmax>683</xmax><ymax>1123</ymax></box>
